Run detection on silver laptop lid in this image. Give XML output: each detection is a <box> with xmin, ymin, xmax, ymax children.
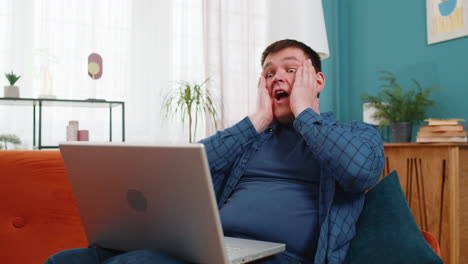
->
<box><xmin>59</xmin><ymin>142</ymin><xmax>228</xmax><ymax>264</ymax></box>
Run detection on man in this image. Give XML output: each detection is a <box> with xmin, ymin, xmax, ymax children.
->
<box><xmin>45</xmin><ymin>39</ymin><xmax>384</xmax><ymax>264</ymax></box>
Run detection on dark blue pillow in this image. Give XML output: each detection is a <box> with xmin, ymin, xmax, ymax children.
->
<box><xmin>343</xmin><ymin>170</ymin><xmax>443</xmax><ymax>263</ymax></box>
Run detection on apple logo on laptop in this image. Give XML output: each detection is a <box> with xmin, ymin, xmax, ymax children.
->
<box><xmin>126</xmin><ymin>189</ymin><xmax>147</xmax><ymax>212</ymax></box>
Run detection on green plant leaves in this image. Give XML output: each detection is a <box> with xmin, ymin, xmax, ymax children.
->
<box><xmin>162</xmin><ymin>78</ymin><xmax>218</xmax><ymax>143</ymax></box>
<box><xmin>0</xmin><ymin>134</ymin><xmax>21</xmax><ymax>149</ymax></box>
<box><xmin>361</xmin><ymin>71</ymin><xmax>436</xmax><ymax>126</ymax></box>
<box><xmin>5</xmin><ymin>71</ymin><xmax>21</xmax><ymax>86</ymax></box>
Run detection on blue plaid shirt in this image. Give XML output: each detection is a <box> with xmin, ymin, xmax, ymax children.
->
<box><xmin>199</xmin><ymin>108</ymin><xmax>384</xmax><ymax>264</ymax></box>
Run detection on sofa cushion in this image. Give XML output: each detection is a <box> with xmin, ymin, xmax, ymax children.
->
<box><xmin>343</xmin><ymin>170</ymin><xmax>443</xmax><ymax>264</ymax></box>
<box><xmin>0</xmin><ymin>150</ymin><xmax>87</xmax><ymax>264</ymax></box>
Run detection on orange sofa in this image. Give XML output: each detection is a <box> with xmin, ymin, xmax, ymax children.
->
<box><xmin>0</xmin><ymin>150</ymin><xmax>87</xmax><ymax>264</ymax></box>
<box><xmin>0</xmin><ymin>150</ymin><xmax>441</xmax><ymax>264</ymax></box>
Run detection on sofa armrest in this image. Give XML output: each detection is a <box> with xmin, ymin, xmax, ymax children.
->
<box><xmin>421</xmin><ymin>230</ymin><xmax>442</xmax><ymax>257</ymax></box>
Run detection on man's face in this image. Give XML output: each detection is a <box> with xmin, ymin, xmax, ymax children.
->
<box><xmin>262</xmin><ymin>47</ymin><xmax>315</xmax><ymax>124</ymax></box>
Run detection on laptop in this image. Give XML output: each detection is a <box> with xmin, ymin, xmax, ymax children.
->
<box><xmin>59</xmin><ymin>142</ymin><xmax>285</xmax><ymax>264</ymax></box>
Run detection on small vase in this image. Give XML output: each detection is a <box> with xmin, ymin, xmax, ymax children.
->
<box><xmin>4</xmin><ymin>85</ymin><xmax>20</xmax><ymax>98</ymax></box>
<box><xmin>391</xmin><ymin>122</ymin><xmax>412</xmax><ymax>142</ymax></box>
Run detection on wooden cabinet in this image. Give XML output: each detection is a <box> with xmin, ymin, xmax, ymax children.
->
<box><xmin>384</xmin><ymin>143</ymin><xmax>468</xmax><ymax>264</ymax></box>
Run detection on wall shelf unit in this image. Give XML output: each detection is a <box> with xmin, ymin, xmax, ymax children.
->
<box><xmin>0</xmin><ymin>97</ymin><xmax>125</xmax><ymax>149</ymax></box>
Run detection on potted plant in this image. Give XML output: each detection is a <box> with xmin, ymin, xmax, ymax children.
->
<box><xmin>162</xmin><ymin>78</ymin><xmax>218</xmax><ymax>143</ymax></box>
<box><xmin>361</xmin><ymin>71</ymin><xmax>436</xmax><ymax>142</ymax></box>
<box><xmin>4</xmin><ymin>71</ymin><xmax>21</xmax><ymax>98</ymax></box>
<box><xmin>0</xmin><ymin>134</ymin><xmax>22</xmax><ymax>149</ymax></box>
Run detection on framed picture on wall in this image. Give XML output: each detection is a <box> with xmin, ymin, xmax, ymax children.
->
<box><xmin>426</xmin><ymin>0</ymin><xmax>468</xmax><ymax>44</ymax></box>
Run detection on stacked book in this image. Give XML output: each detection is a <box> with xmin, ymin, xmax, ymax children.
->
<box><xmin>416</xmin><ymin>119</ymin><xmax>467</xmax><ymax>143</ymax></box>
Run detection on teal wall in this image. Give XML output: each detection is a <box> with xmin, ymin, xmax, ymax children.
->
<box><xmin>322</xmin><ymin>0</ymin><xmax>468</xmax><ymax>124</ymax></box>
<box><xmin>320</xmin><ymin>0</ymin><xmax>338</xmax><ymax>114</ymax></box>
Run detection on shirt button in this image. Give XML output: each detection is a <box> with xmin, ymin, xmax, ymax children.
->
<box><xmin>243</xmin><ymin>159</ymin><xmax>247</xmax><ymax>164</ymax></box>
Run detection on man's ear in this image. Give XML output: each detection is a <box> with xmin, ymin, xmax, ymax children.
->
<box><xmin>316</xmin><ymin>72</ymin><xmax>325</xmax><ymax>94</ymax></box>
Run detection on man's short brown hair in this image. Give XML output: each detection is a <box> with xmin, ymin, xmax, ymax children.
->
<box><xmin>261</xmin><ymin>39</ymin><xmax>322</xmax><ymax>72</ymax></box>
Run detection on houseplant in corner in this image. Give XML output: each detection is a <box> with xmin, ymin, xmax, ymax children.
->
<box><xmin>162</xmin><ymin>78</ymin><xmax>218</xmax><ymax>143</ymax></box>
<box><xmin>361</xmin><ymin>71</ymin><xmax>436</xmax><ymax>142</ymax></box>
<box><xmin>4</xmin><ymin>71</ymin><xmax>22</xmax><ymax>98</ymax></box>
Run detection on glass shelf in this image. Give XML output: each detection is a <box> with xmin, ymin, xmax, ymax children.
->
<box><xmin>0</xmin><ymin>97</ymin><xmax>125</xmax><ymax>149</ymax></box>
<box><xmin>0</xmin><ymin>97</ymin><xmax>123</xmax><ymax>107</ymax></box>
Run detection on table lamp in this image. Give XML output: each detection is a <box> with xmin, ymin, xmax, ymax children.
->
<box><xmin>266</xmin><ymin>0</ymin><xmax>330</xmax><ymax>59</ymax></box>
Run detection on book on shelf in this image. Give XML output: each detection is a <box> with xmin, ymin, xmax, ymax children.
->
<box><xmin>423</xmin><ymin>118</ymin><xmax>465</xmax><ymax>126</ymax></box>
<box><xmin>417</xmin><ymin>130</ymin><xmax>467</xmax><ymax>137</ymax></box>
<box><xmin>419</xmin><ymin>124</ymin><xmax>465</xmax><ymax>132</ymax></box>
<box><xmin>417</xmin><ymin>118</ymin><xmax>467</xmax><ymax>143</ymax></box>
<box><xmin>416</xmin><ymin>136</ymin><xmax>467</xmax><ymax>143</ymax></box>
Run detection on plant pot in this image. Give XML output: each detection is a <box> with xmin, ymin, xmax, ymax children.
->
<box><xmin>4</xmin><ymin>85</ymin><xmax>20</xmax><ymax>98</ymax></box>
<box><xmin>391</xmin><ymin>122</ymin><xmax>412</xmax><ymax>142</ymax></box>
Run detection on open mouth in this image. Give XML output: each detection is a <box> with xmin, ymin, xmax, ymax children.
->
<box><xmin>274</xmin><ymin>90</ymin><xmax>289</xmax><ymax>101</ymax></box>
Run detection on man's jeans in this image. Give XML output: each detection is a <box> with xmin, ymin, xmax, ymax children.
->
<box><xmin>44</xmin><ymin>246</ymin><xmax>301</xmax><ymax>264</ymax></box>
<box><xmin>44</xmin><ymin>247</ymin><xmax>188</xmax><ymax>264</ymax></box>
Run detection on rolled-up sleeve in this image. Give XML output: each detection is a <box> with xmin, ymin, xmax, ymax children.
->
<box><xmin>293</xmin><ymin>108</ymin><xmax>384</xmax><ymax>193</ymax></box>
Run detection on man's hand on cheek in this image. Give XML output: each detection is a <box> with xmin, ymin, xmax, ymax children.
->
<box><xmin>290</xmin><ymin>59</ymin><xmax>320</xmax><ymax>116</ymax></box>
<box><xmin>249</xmin><ymin>75</ymin><xmax>274</xmax><ymax>133</ymax></box>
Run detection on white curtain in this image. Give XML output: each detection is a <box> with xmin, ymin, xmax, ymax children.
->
<box><xmin>0</xmin><ymin>0</ymin><xmax>268</xmax><ymax>149</ymax></box>
<box><xmin>172</xmin><ymin>0</ymin><xmax>268</xmax><ymax>138</ymax></box>
<box><xmin>0</xmin><ymin>0</ymin><xmax>175</xmax><ymax>148</ymax></box>
<box><xmin>202</xmin><ymin>0</ymin><xmax>267</xmax><ymax>131</ymax></box>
